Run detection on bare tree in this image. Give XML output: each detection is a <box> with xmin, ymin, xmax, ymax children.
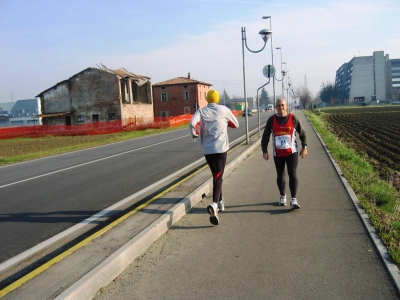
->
<box><xmin>294</xmin><ymin>85</ymin><xmax>313</xmax><ymax>109</ymax></box>
<box><xmin>318</xmin><ymin>81</ymin><xmax>339</xmax><ymax>106</ymax></box>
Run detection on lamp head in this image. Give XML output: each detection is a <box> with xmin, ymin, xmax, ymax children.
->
<box><xmin>281</xmin><ymin>70</ymin><xmax>287</xmax><ymax>77</ymax></box>
<box><xmin>259</xmin><ymin>29</ymin><xmax>272</xmax><ymax>42</ymax></box>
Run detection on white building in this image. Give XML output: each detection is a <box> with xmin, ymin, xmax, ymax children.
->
<box><xmin>0</xmin><ymin>99</ymin><xmax>42</xmax><ymax>127</ymax></box>
<box><xmin>335</xmin><ymin>51</ymin><xmax>396</xmax><ymax>105</ymax></box>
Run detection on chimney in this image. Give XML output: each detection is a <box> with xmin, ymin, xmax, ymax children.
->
<box><xmin>188</xmin><ymin>73</ymin><xmax>191</xmax><ymax>79</ymax></box>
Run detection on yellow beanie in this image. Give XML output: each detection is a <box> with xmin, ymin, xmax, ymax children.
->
<box><xmin>206</xmin><ymin>90</ymin><xmax>220</xmax><ymax>103</ymax></box>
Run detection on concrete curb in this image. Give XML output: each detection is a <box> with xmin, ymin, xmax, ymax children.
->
<box><xmin>55</xmin><ymin>140</ymin><xmax>260</xmax><ymax>300</ymax></box>
<box><xmin>308</xmin><ymin>117</ymin><xmax>400</xmax><ymax>294</ymax></box>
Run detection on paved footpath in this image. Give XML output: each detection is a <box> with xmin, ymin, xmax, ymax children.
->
<box><xmin>93</xmin><ymin>111</ymin><xmax>399</xmax><ymax>300</ymax></box>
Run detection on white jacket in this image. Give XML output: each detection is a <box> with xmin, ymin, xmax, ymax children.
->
<box><xmin>190</xmin><ymin>103</ymin><xmax>239</xmax><ymax>155</ymax></box>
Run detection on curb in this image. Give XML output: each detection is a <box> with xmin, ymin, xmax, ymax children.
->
<box><xmin>55</xmin><ymin>139</ymin><xmax>261</xmax><ymax>300</ymax></box>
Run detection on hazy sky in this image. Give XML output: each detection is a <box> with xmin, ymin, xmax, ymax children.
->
<box><xmin>1</xmin><ymin>0</ymin><xmax>399</xmax><ymax>103</ymax></box>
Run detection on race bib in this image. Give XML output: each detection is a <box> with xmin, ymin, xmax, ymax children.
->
<box><xmin>275</xmin><ymin>135</ymin><xmax>291</xmax><ymax>149</ymax></box>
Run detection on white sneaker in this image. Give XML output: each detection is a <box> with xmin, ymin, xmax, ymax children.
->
<box><xmin>290</xmin><ymin>198</ymin><xmax>300</xmax><ymax>209</ymax></box>
<box><xmin>207</xmin><ymin>202</ymin><xmax>219</xmax><ymax>225</ymax></box>
<box><xmin>218</xmin><ymin>197</ymin><xmax>225</xmax><ymax>211</ymax></box>
<box><xmin>279</xmin><ymin>195</ymin><xmax>287</xmax><ymax>206</ymax></box>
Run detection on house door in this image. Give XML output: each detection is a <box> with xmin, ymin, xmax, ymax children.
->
<box><xmin>92</xmin><ymin>114</ymin><xmax>99</xmax><ymax>123</ymax></box>
<box><xmin>65</xmin><ymin>116</ymin><xmax>71</xmax><ymax>126</ymax></box>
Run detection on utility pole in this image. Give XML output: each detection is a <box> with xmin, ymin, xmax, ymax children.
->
<box><xmin>222</xmin><ymin>82</ymin><xmax>226</xmax><ymax>106</ymax></box>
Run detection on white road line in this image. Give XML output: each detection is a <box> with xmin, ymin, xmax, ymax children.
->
<box><xmin>0</xmin><ymin>135</ymin><xmax>188</xmax><ymax>189</ymax></box>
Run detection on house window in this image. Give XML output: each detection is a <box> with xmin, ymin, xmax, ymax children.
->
<box><xmin>108</xmin><ymin>113</ymin><xmax>116</xmax><ymax>120</ymax></box>
<box><xmin>77</xmin><ymin>114</ymin><xmax>85</xmax><ymax>123</ymax></box>
<box><xmin>159</xmin><ymin>111</ymin><xmax>169</xmax><ymax>117</ymax></box>
<box><xmin>183</xmin><ymin>85</ymin><xmax>188</xmax><ymax>88</ymax></box>
<box><xmin>161</xmin><ymin>93</ymin><xmax>168</xmax><ymax>102</ymax></box>
<box><xmin>183</xmin><ymin>91</ymin><xmax>189</xmax><ymax>100</ymax></box>
<box><xmin>161</xmin><ymin>86</ymin><xmax>166</xmax><ymax>90</ymax></box>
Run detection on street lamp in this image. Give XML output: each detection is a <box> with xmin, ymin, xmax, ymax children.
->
<box><xmin>274</xmin><ymin>48</ymin><xmax>286</xmax><ymax>104</ymax></box>
<box><xmin>283</xmin><ymin>68</ymin><xmax>292</xmax><ymax>110</ymax></box>
<box><xmin>222</xmin><ymin>82</ymin><xmax>226</xmax><ymax>106</ymax></box>
<box><xmin>276</xmin><ymin>47</ymin><xmax>285</xmax><ymax>97</ymax></box>
<box><xmin>241</xmin><ymin>26</ymin><xmax>272</xmax><ymax>144</ymax></box>
<box><xmin>262</xmin><ymin>16</ymin><xmax>275</xmax><ymax>107</ymax></box>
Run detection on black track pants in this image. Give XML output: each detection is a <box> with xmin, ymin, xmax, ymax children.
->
<box><xmin>205</xmin><ymin>152</ymin><xmax>227</xmax><ymax>203</ymax></box>
<box><xmin>273</xmin><ymin>152</ymin><xmax>299</xmax><ymax>198</ymax></box>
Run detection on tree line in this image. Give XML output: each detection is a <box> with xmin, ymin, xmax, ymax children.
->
<box><xmin>223</xmin><ymin>81</ymin><xmax>339</xmax><ymax>110</ymax></box>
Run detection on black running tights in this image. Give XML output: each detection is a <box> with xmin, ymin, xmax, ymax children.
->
<box><xmin>273</xmin><ymin>153</ymin><xmax>299</xmax><ymax>198</ymax></box>
<box><xmin>205</xmin><ymin>152</ymin><xmax>227</xmax><ymax>203</ymax></box>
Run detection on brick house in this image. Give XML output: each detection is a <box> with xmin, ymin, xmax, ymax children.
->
<box><xmin>36</xmin><ymin>66</ymin><xmax>153</xmax><ymax>126</ymax></box>
<box><xmin>152</xmin><ymin>73</ymin><xmax>212</xmax><ymax>117</ymax></box>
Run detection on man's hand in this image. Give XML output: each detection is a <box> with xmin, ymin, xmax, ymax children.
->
<box><xmin>300</xmin><ymin>148</ymin><xmax>308</xmax><ymax>158</ymax></box>
<box><xmin>263</xmin><ymin>152</ymin><xmax>269</xmax><ymax>161</ymax></box>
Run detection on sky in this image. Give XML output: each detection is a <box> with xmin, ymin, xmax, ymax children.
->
<box><xmin>1</xmin><ymin>0</ymin><xmax>400</xmax><ymax>103</ymax></box>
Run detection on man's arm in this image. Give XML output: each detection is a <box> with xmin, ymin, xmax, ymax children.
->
<box><xmin>227</xmin><ymin>109</ymin><xmax>239</xmax><ymax>129</ymax></box>
<box><xmin>189</xmin><ymin>111</ymin><xmax>201</xmax><ymax>137</ymax></box>
<box><xmin>261</xmin><ymin>116</ymin><xmax>273</xmax><ymax>153</ymax></box>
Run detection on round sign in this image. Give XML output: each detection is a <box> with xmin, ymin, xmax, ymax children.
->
<box><xmin>262</xmin><ymin>65</ymin><xmax>275</xmax><ymax>78</ymax></box>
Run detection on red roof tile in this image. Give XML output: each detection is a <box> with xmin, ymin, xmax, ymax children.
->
<box><xmin>153</xmin><ymin>77</ymin><xmax>212</xmax><ymax>86</ymax></box>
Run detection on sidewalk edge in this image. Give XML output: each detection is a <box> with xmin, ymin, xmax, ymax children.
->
<box><xmin>55</xmin><ymin>140</ymin><xmax>261</xmax><ymax>300</ymax></box>
<box><xmin>308</xmin><ymin>118</ymin><xmax>400</xmax><ymax>294</ymax></box>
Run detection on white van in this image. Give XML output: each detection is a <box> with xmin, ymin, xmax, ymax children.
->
<box><xmin>267</xmin><ymin>104</ymin><xmax>274</xmax><ymax>111</ymax></box>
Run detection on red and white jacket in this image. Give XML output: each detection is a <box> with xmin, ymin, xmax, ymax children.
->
<box><xmin>190</xmin><ymin>103</ymin><xmax>239</xmax><ymax>155</ymax></box>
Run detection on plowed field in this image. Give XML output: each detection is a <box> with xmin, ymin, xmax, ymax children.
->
<box><xmin>323</xmin><ymin>106</ymin><xmax>400</xmax><ymax>191</ymax></box>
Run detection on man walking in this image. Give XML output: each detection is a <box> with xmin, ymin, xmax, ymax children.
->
<box><xmin>261</xmin><ymin>98</ymin><xmax>307</xmax><ymax>209</ymax></box>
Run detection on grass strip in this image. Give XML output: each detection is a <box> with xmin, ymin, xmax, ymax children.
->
<box><xmin>0</xmin><ymin>125</ymin><xmax>188</xmax><ymax>166</ymax></box>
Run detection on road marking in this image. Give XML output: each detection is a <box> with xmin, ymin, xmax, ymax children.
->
<box><xmin>0</xmin><ymin>140</ymin><xmax>247</xmax><ymax>298</ymax></box>
<box><xmin>0</xmin><ymin>135</ymin><xmax>188</xmax><ymax>189</ymax></box>
<box><xmin>0</xmin><ymin>157</ymin><xmax>209</xmax><ymax>298</ymax></box>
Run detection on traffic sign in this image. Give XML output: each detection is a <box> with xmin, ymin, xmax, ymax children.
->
<box><xmin>263</xmin><ymin>65</ymin><xmax>275</xmax><ymax>78</ymax></box>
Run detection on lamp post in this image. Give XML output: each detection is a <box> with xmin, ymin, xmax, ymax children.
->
<box><xmin>273</xmin><ymin>47</ymin><xmax>286</xmax><ymax>104</ymax></box>
<box><xmin>222</xmin><ymin>82</ymin><xmax>226</xmax><ymax>106</ymax></box>
<box><xmin>262</xmin><ymin>16</ymin><xmax>275</xmax><ymax>107</ymax></box>
<box><xmin>283</xmin><ymin>68</ymin><xmax>292</xmax><ymax>110</ymax></box>
<box><xmin>241</xmin><ymin>26</ymin><xmax>272</xmax><ymax>144</ymax></box>
<box><xmin>276</xmin><ymin>47</ymin><xmax>284</xmax><ymax>98</ymax></box>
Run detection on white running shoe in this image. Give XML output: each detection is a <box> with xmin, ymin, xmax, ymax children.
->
<box><xmin>279</xmin><ymin>195</ymin><xmax>287</xmax><ymax>206</ymax></box>
<box><xmin>207</xmin><ymin>202</ymin><xmax>219</xmax><ymax>225</ymax></box>
<box><xmin>218</xmin><ymin>197</ymin><xmax>225</xmax><ymax>211</ymax></box>
<box><xmin>290</xmin><ymin>198</ymin><xmax>300</xmax><ymax>209</ymax></box>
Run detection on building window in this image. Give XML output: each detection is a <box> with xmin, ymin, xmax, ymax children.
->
<box><xmin>77</xmin><ymin>114</ymin><xmax>85</xmax><ymax>123</ymax></box>
<box><xmin>183</xmin><ymin>85</ymin><xmax>188</xmax><ymax>88</ymax></box>
<box><xmin>184</xmin><ymin>106</ymin><xmax>190</xmax><ymax>114</ymax></box>
<box><xmin>159</xmin><ymin>111</ymin><xmax>169</xmax><ymax>117</ymax></box>
<box><xmin>161</xmin><ymin>93</ymin><xmax>168</xmax><ymax>102</ymax></box>
<box><xmin>161</xmin><ymin>86</ymin><xmax>166</xmax><ymax>90</ymax></box>
<box><xmin>108</xmin><ymin>113</ymin><xmax>116</xmax><ymax>120</ymax></box>
<box><xmin>183</xmin><ymin>91</ymin><xmax>189</xmax><ymax>100</ymax></box>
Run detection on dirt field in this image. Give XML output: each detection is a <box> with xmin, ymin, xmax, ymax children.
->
<box><xmin>323</xmin><ymin>105</ymin><xmax>400</xmax><ymax>191</ymax></box>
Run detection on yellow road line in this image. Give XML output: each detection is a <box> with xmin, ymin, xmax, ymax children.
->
<box><xmin>0</xmin><ymin>141</ymin><xmax>246</xmax><ymax>298</ymax></box>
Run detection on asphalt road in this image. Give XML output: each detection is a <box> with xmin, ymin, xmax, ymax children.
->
<box><xmin>0</xmin><ymin>112</ymin><xmax>272</xmax><ymax>264</ymax></box>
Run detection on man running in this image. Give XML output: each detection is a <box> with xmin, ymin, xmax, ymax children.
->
<box><xmin>190</xmin><ymin>90</ymin><xmax>239</xmax><ymax>225</ymax></box>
